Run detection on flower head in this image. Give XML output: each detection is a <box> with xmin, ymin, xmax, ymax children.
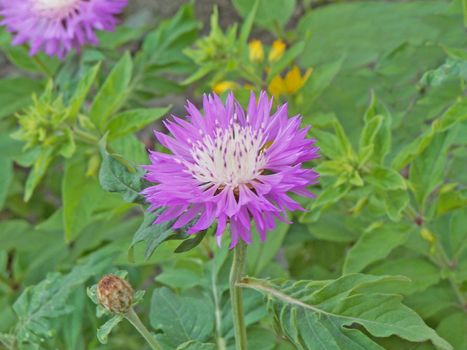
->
<box><xmin>269</xmin><ymin>39</ymin><xmax>286</xmax><ymax>62</ymax></box>
<box><xmin>268</xmin><ymin>66</ymin><xmax>313</xmax><ymax>98</ymax></box>
<box><xmin>0</xmin><ymin>0</ymin><xmax>127</xmax><ymax>58</ymax></box>
<box><xmin>248</xmin><ymin>39</ymin><xmax>264</xmax><ymax>63</ymax></box>
<box><xmin>213</xmin><ymin>81</ymin><xmax>237</xmax><ymax>95</ymax></box>
<box><xmin>142</xmin><ymin>92</ymin><xmax>319</xmax><ymax>248</ymax></box>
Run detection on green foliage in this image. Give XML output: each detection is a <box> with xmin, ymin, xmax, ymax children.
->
<box><xmin>1</xmin><ymin>1</ymin><xmax>467</xmax><ymax>349</ymax></box>
<box><xmin>240</xmin><ymin>274</ymin><xmax>452</xmax><ymax>350</ymax></box>
<box><xmin>4</xmin><ymin>250</ymin><xmax>117</xmax><ymax>348</ymax></box>
<box><xmin>150</xmin><ymin>287</ymin><xmax>214</xmax><ymax>346</ymax></box>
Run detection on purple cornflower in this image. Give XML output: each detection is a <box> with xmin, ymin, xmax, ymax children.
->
<box><xmin>143</xmin><ymin>92</ymin><xmax>319</xmax><ymax>248</ymax></box>
<box><xmin>0</xmin><ymin>0</ymin><xmax>127</xmax><ymax>58</ymax></box>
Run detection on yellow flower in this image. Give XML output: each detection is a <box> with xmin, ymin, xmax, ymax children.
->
<box><xmin>268</xmin><ymin>39</ymin><xmax>286</xmax><ymax>62</ymax></box>
<box><xmin>268</xmin><ymin>75</ymin><xmax>286</xmax><ymax>98</ymax></box>
<box><xmin>268</xmin><ymin>65</ymin><xmax>313</xmax><ymax>97</ymax></box>
<box><xmin>284</xmin><ymin>66</ymin><xmax>313</xmax><ymax>93</ymax></box>
<box><xmin>213</xmin><ymin>81</ymin><xmax>236</xmax><ymax>94</ymax></box>
<box><xmin>248</xmin><ymin>40</ymin><xmax>264</xmax><ymax>63</ymax></box>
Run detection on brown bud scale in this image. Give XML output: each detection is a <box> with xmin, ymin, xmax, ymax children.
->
<box><xmin>97</xmin><ymin>274</ymin><xmax>134</xmax><ymax>314</ymax></box>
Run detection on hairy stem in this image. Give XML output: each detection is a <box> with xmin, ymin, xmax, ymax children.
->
<box><xmin>212</xmin><ymin>263</ymin><xmax>226</xmax><ymax>350</ymax></box>
<box><xmin>125</xmin><ymin>308</ymin><xmax>162</xmax><ymax>350</ymax></box>
<box><xmin>229</xmin><ymin>241</ymin><xmax>248</xmax><ymax>350</ymax></box>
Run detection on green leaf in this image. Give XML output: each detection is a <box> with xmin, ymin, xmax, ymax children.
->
<box><xmin>24</xmin><ymin>147</ymin><xmax>53</xmax><ymax>202</ymax></box>
<box><xmin>360</xmin><ymin>93</ymin><xmax>392</xmax><ymax>164</ymax></box>
<box><xmin>333</xmin><ymin>119</ymin><xmax>355</xmax><ymax>160</ymax></box>
<box><xmin>150</xmin><ymin>287</ymin><xmax>214</xmax><ymax>347</ymax></box>
<box><xmin>129</xmin><ymin>210</ymin><xmax>175</xmax><ymax>261</ymax></box>
<box><xmin>0</xmin><ymin>78</ymin><xmax>44</xmax><ymax>119</ymax></box>
<box><xmin>365</xmin><ymin>166</ymin><xmax>406</xmax><ymax>191</ymax></box>
<box><xmin>240</xmin><ymin>274</ymin><xmax>452</xmax><ymax>350</ymax></box>
<box><xmin>98</xmin><ymin>144</ymin><xmax>143</xmax><ymax>203</ymax></box>
<box><xmin>437</xmin><ymin>188</ymin><xmax>467</xmax><ymax>216</ymax></box>
<box><xmin>90</xmin><ymin>52</ymin><xmax>133</xmax><ymax>131</ymax></box>
<box><xmin>0</xmin><ymin>156</ymin><xmax>13</xmax><ymax>210</ymax></box>
<box><xmin>106</xmin><ymin>107</ymin><xmax>170</xmax><ymax>140</ymax></box>
<box><xmin>302</xmin><ymin>185</ymin><xmax>350</xmax><ymax>223</ymax></box>
<box><xmin>383</xmin><ymin>189</ymin><xmax>409</xmax><ymax>222</ymax></box>
<box><xmin>176</xmin><ymin>341</ymin><xmax>216</xmax><ymax>350</ymax></box>
<box><xmin>238</xmin><ymin>0</ymin><xmax>259</xmax><ymax>49</ymax></box>
<box><xmin>175</xmin><ymin>231</ymin><xmax>207</xmax><ymax>253</ymax></box>
<box><xmin>267</xmin><ymin>41</ymin><xmax>306</xmax><ymax>82</ymax></box>
<box><xmin>233</xmin><ymin>0</ymin><xmax>296</xmax><ymax>29</ymax></box>
<box><xmin>157</xmin><ymin>263</ymin><xmax>204</xmax><ymax>289</ymax></box>
<box><xmin>62</xmin><ymin>155</ymin><xmax>107</xmax><ymax>241</ymax></box>
<box><xmin>302</xmin><ymin>58</ymin><xmax>344</xmax><ymax>106</ymax></box>
<box><xmin>311</xmin><ymin>128</ymin><xmax>344</xmax><ymax>160</ymax></box>
<box><xmin>247</xmin><ymin>221</ymin><xmax>289</xmax><ymax>276</ymax></box>
<box><xmin>436</xmin><ymin>312</ymin><xmax>467</xmax><ymax>350</ymax></box>
<box><xmin>68</xmin><ymin>63</ymin><xmax>101</xmax><ymax>119</ymax></box>
<box><xmin>12</xmin><ymin>250</ymin><xmax>116</xmax><ymax>345</ymax></box>
<box><xmin>420</xmin><ymin>57</ymin><xmax>467</xmax><ymax>87</ymax></box>
<box><xmin>343</xmin><ymin>224</ymin><xmax>412</xmax><ymax>274</ymax></box>
<box><xmin>369</xmin><ymin>258</ymin><xmax>441</xmax><ymax>295</ymax></box>
<box><xmin>96</xmin><ymin>315</ymin><xmax>124</xmax><ymax>344</ymax></box>
<box><xmin>392</xmin><ymin>98</ymin><xmax>467</xmax><ymax>170</ymax></box>
<box><xmin>409</xmin><ymin>132</ymin><xmax>449</xmax><ymax>209</ymax></box>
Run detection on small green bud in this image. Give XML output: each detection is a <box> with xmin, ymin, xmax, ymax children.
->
<box><xmin>97</xmin><ymin>275</ymin><xmax>134</xmax><ymax>314</ymax></box>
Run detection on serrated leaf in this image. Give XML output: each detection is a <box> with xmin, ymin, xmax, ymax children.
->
<box><xmin>240</xmin><ymin>274</ymin><xmax>452</xmax><ymax>350</ymax></box>
<box><xmin>12</xmin><ymin>250</ymin><xmax>116</xmax><ymax>346</ymax></box>
<box><xmin>106</xmin><ymin>107</ymin><xmax>170</xmax><ymax>140</ymax></box>
<box><xmin>90</xmin><ymin>52</ymin><xmax>133</xmax><ymax>131</ymax></box>
<box><xmin>150</xmin><ymin>287</ymin><xmax>214</xmax><ymax>347</ymax></box>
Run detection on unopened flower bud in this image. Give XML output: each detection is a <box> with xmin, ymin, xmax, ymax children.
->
<box><xmin>97</xmin><ymin>275</ymin><xmax>134</xmax><ymax>314</ymax></box>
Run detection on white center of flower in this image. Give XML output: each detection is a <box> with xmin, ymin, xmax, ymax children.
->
<box><xmin>35</xmin><ymin>0</ymin><xmax>79</xmax><ymax>14</ymax></box>
<box><xmin>187</xmin><ymin>121</ymin><xmax>267</xmax><ymax>188</ymax></box>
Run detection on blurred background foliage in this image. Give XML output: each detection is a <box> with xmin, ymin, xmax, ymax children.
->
<box><xmin>0</xmin><ymin>0</ymin><xmax>466</xmax><ymax>349</ymax></box>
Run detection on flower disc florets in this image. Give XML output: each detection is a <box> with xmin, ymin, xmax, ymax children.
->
<box><xmin>0</xmin><ymin>0</ymin><xmax>127</xmax><ymax>58</ymax></box>
<box><xmin>142</xmin><ymin>92</ymin><xmax>319</xmax><ymax>248</ymax></box>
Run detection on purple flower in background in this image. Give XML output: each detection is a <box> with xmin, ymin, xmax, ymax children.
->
<box><xmin>143</xmin><ymin>92</ymin><xmax>319</xmax><ymax>248</ymax></box>
<box><xmin>0</xmin><ymin>0</ymin><xmax>127</xmax><ymax>58</ymax></box>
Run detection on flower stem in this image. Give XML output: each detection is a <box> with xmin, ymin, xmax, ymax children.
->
<box><xmin>125</xmin><ymin>308</ymin><xmax>162</xmax><ymax>350</ymax></box>
<box><xmin>229</xmin><ymin>241</ymin><xmax>248</xmax><ymax>350</ymax></box>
